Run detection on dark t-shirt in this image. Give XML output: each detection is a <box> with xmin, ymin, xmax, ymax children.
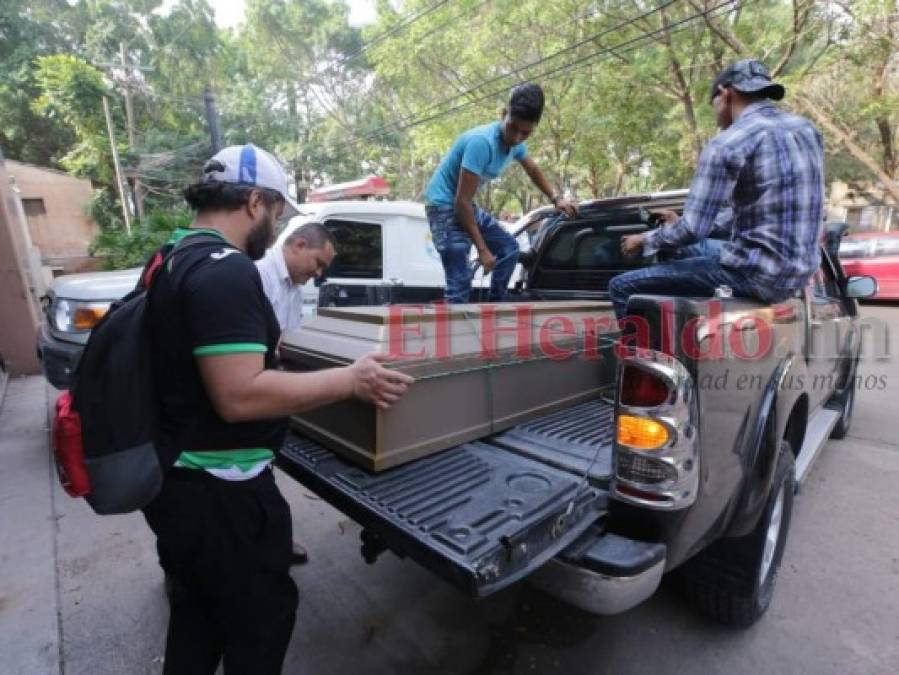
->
<box><xmin>146</xmin><ymin>229</ymin><xmax>287</xmax><ymax>476</ymax></box>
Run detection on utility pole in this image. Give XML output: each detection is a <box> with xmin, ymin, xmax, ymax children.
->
<box><xmin>204</xmin><ymin>87</ymin><xmax>223</xmax><ymax>153</ymax></box>
<box><xmin>95</xmin><ymin>43</ymin><xmax>153</xmax><ymax>222</ymax></box>
<box><xmin>119</xmin><ymin>42</ymin><xmax>145</xmax><ymax>221</ymax></box>
<box><xmin>119</xmin><ymin>43</ymin><xmax>137</xmax><ymax>149</ymax></box>
<box><xmin>102</xmin><ymin>95</ymin><xmax>132</xmax><ymax>235</ymax></box>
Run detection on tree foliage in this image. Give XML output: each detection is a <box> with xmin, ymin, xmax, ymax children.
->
<box><xmin>1</xmin><ymin>0</ymin><xmax>896</xmax><ymax>259</ymax></box>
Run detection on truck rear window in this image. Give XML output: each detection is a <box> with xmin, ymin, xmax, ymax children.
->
<box><xmin>541</xmin><ymin>223</ymin><xmax>648</xmax><ymax>270</ymax></box>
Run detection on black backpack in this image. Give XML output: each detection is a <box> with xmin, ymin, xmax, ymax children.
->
<box><xmin>56</xmin><ymin>236</ymin><xmax>222</xmax><ymax>514</ymax></box>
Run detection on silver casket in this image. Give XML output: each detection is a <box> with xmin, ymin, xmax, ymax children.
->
<box><xmin>279</xmin><ymin>301</ymin><xmax>618</xmax><ymax>472</ymax></box>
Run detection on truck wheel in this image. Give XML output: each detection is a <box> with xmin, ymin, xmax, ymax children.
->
<box><xmin>829</xmin><ymin>380</ymin><xmax>855</xmax><ymax>440</ymax></box>
<box><xmin>681</xmin><ymin>443</ymin><xmax>795</xmax><ymax>627</ymax></box>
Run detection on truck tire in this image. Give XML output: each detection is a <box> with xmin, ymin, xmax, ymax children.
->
<box><xmin>680</xmin><ymin>443</ymin><xmax>795</xmax><ymax>627</ymax></box>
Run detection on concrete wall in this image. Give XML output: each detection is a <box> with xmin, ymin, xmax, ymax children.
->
<box><xmin>0</xmin><ymin>157</ymin><xmax>41</xmax><ymax>376</ymax></box>
<box><xmin>6</xmin><ymin>160</ymin><xmax>98</xmax><ymax>270</ymax></box>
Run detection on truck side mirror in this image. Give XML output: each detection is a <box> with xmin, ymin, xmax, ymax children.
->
<box><xmin>846</xmin><ymin>275</ymin><xmax>877</xmax><ymax>299</ymax></box>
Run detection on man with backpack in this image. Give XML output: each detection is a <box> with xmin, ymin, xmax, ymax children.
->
<box><xmin>141</xmin><ymin>144</ymin><xmax>413</xmax><ymax>674</ymax></box>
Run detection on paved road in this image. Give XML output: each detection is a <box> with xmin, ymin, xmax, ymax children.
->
<box><xmin>2</xmin><ymin>305</ymin><xmax>898</xmax><ymax>675</ymax></box>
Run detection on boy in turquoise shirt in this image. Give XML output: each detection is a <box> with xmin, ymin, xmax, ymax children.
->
<box><xmin>425</xmin><ymin>84</ymin><xmax>578</xmax><ymax>303</ymax></box>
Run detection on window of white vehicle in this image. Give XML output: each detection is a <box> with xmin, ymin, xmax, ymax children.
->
<box><xmin>323</xmin><ymin>219</ymin><xmax>383</xmax><ymax>279</ymax></box>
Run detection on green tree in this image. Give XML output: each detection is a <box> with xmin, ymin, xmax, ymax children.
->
<box><xmin>31</xmin><ymin>54</ymin><xmax>116</xmax><ymax>182</ymax></box>
<box><xmin>0</xmin><ymin>0</ymin><xmax>80</xmax><ymax>165</ymax></box>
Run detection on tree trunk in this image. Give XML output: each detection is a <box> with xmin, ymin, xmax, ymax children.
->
<box><xmin>588</xmin><ymin>162</ymin><xmax>600</xmax><ymax>199</ymax></box>
<box><xmin>660</xmin><ymin>8</ymin><xmax>702</xmax><ymax>161</ymax></box>
<box><xmin>874</xmin><ymin>51</ymin><xmax>897</xmax><ymax>178</ymax></box>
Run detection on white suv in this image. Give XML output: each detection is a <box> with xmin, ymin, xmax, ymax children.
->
<box><xmin>278</xmin><ymin>200</ymin><xmax>528</xmax><ymax>310</ymax></box>
<box><xmin>38</xmin><ymin>200</ymin><xmax>530</xmax><ymax>388</ymax></box>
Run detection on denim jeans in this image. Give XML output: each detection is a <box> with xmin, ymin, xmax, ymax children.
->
<box><xmin>426</xmin><ymin>204</ymin><xmax>519</xmax><ymax>303</ymax></box>
<box><xmin>670</xmin><ymin>238</ymin><xmax>725</xmax><ymax>260</ymax></box>
<box><xmin>608</xmin><ymin>256</ymin><xmax>795</xmax><ymax>320</ymax></box>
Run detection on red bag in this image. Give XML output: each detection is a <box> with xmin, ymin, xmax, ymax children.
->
<box><xmin>52</xmin><ymin>391</ymin><xmax>91</xmax><ymax>497</ymax></box>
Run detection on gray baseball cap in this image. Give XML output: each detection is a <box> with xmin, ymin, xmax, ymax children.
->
<box><xmin>200</xmin><ymin>144</ymin><xmax>302</xmax><ymax>218</ymax></box>
<box><xmin>710</xmin><ymin>59</ymin><xmax>785</xmax><ymax>102</ymax></box>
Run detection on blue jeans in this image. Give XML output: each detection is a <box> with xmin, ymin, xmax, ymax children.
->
<box><xmin>671</xmin><ymin>238</ymin><xmax>725</xmax><ymax>260</ymax></box>
<box><xmin>608</xmin><ymin>256</ymin><xmax>794</xmax><ymax>320</ymax></box>
<box><xmin>426</xmin><ymin>204</ymin><xmax>519</xmax><ymax>303</ymax></box>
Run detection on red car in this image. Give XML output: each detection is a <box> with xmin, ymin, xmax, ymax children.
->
<box><xmin>839</xmin><ymin>231</ymin><xmax>899</xmax><ymax>299</ymax></box>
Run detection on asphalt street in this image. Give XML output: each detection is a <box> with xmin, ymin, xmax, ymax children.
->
<box><xmin>1</xmin><ymin>305</ymin><xmax>898</xmax><ymax>675</ymax></box>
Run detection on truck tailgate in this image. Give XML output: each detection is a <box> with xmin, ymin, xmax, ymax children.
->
<box><xmin>278</xmin><ymin>432</ymin><xmax>607</xmax><ymax>597</ymax></box>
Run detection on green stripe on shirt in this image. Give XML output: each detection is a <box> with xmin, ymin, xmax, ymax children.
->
<box><xmin>193</xmin><ymin>342</ymin><xmax>268</xmax><ymax>356</ymax></box>
<box><xmin>167</xmin><ymin>227</ymin><xmax>227</xmax><ymax>244</ymax></box>
<box><xmin>174</xmin><ymin>449</ymin><xmax>275</xmax><ymax>473</ymax></box>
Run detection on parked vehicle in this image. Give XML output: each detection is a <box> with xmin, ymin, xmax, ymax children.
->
<box><xmin>38</xmin><ymin>267</ymin><xmax>141</xmax><ymax>389</ymax></box>
<box><xmin>37</xmin><ymin>200</ymin><xmax>528</xmax><ymax>388</ymax></box>
<box><xmin>277</xmin><ymin>191</ymin><xmax>876</xmax><ymax>626</ymax></box>
<box><xmin>839</xmin><ymin>231</ymin><xmax>899</xmax><ymax>299</ymax></box>
<box><xmin>277</xmin><ymin>200</ymin><xmax>527</xmax><ymax>308</ymax></box>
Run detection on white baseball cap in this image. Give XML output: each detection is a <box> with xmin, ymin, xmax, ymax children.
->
<box><xmin>200</xmin><ymin>144</ymin><xmax>302</xmax><ymax>219</ymax></box>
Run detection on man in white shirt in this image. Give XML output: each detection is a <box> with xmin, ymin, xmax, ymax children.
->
<box><xmin>257</xmin><ymin>222</ymin><xmax>336</xmax><ymax>333</ymax></box>
<box><xmin>256</xmin><ymin>222</ymin><xmax>336</xmax><ymax>565</ymax></box>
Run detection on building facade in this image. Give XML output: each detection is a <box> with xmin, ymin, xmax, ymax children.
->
<box><xmin>6</xmin><ymin>160</ymin><xmax>100</xmax><ymax>275</ymax></box>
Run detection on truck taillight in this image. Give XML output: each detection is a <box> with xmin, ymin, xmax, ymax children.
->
<box><xmin>613</xmin><ymin>349</ymin><xmax>699</xmax><ymax>510</ymax></box>
<box><xmin>620</xmin><ymin>364</ymin><xmax>670</xmax><ymax>407</ymax></box>
<box><xmin>617</xmin><ymin>452</ymin><xmax>677</xmax><ymax>484</ymax></box>
<box><xmin>616</xmin><ymin>415</ymin><xmax>669</xmax><ymax>450</ymax></box>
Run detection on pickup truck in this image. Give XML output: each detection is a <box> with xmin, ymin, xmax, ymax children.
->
<box><xmin>276</xmin><ymin>190</ymin><xmax>877</xmax><ymax>626</ymax></box>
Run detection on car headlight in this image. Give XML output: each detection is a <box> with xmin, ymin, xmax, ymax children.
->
<box><xmin>51</xmin><ymin>299</ymin><xmax>111</xmax><ymax>333</ymax></box>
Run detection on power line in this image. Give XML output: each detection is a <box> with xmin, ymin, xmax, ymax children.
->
<box><xmin>143</xmin><ymin>1</ymin><xmax>462</xmax><ymax>152</ymax></box>
<box><xmin>329</xmin><ymin>0</ymin><xmax>686</xmax><ymax>153</ymax></box>
<box><xmin>305</xmin><ymin>0</ymin><xmax>490</xmax><ymax>139</ymax></box>
<box><xmin>325</xmin><ymin>0</ymin><xmax>748</xmax><ymax>158</ymax></box>
<box><xmin>326</xmin><ymin>0</ymin><xmax>710</xmax><ymax>154</ymax></box>
<box><xmin>335</xmin><ymin>0</ymin><xmax>452</xmax><ymax>71</ymax></box>
<box><xmin>412</xmin><ymin>0</ymin><xmax>490</xmax><ymax>45</ymax></box>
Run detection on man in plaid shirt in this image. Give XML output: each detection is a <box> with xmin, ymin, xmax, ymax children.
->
<box><xmin>611</xmin><ymin>59</ymin><xmax>825</xmax><ymax>320</ymax></box>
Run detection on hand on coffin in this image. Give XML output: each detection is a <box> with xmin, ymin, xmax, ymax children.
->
<box><xmin>349</xmin><ymin>353</ymin><xmax>415</xmax><ymax>410</ymax></box>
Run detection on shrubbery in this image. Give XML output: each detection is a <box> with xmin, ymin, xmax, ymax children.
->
<box><xmin>88</xmin><ymin>189</ymin><xmax>192</xmax><ymax>270</ymax></box>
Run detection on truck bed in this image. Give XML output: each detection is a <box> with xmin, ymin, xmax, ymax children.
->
<box><xmin>491</xmin><ymin>397</ymin><xmax>615</xmax><ymax>486</ymax></box>
<box><xmin>277</xmin><ymin>397</ymin><xmax>615</xmax><ymax>597</ymax></box>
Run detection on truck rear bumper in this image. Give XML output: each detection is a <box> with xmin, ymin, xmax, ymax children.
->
<box><xmin>529</xmin><ymin>533</ymin><xmax>666</xmax><ymax>615</ymax></box>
